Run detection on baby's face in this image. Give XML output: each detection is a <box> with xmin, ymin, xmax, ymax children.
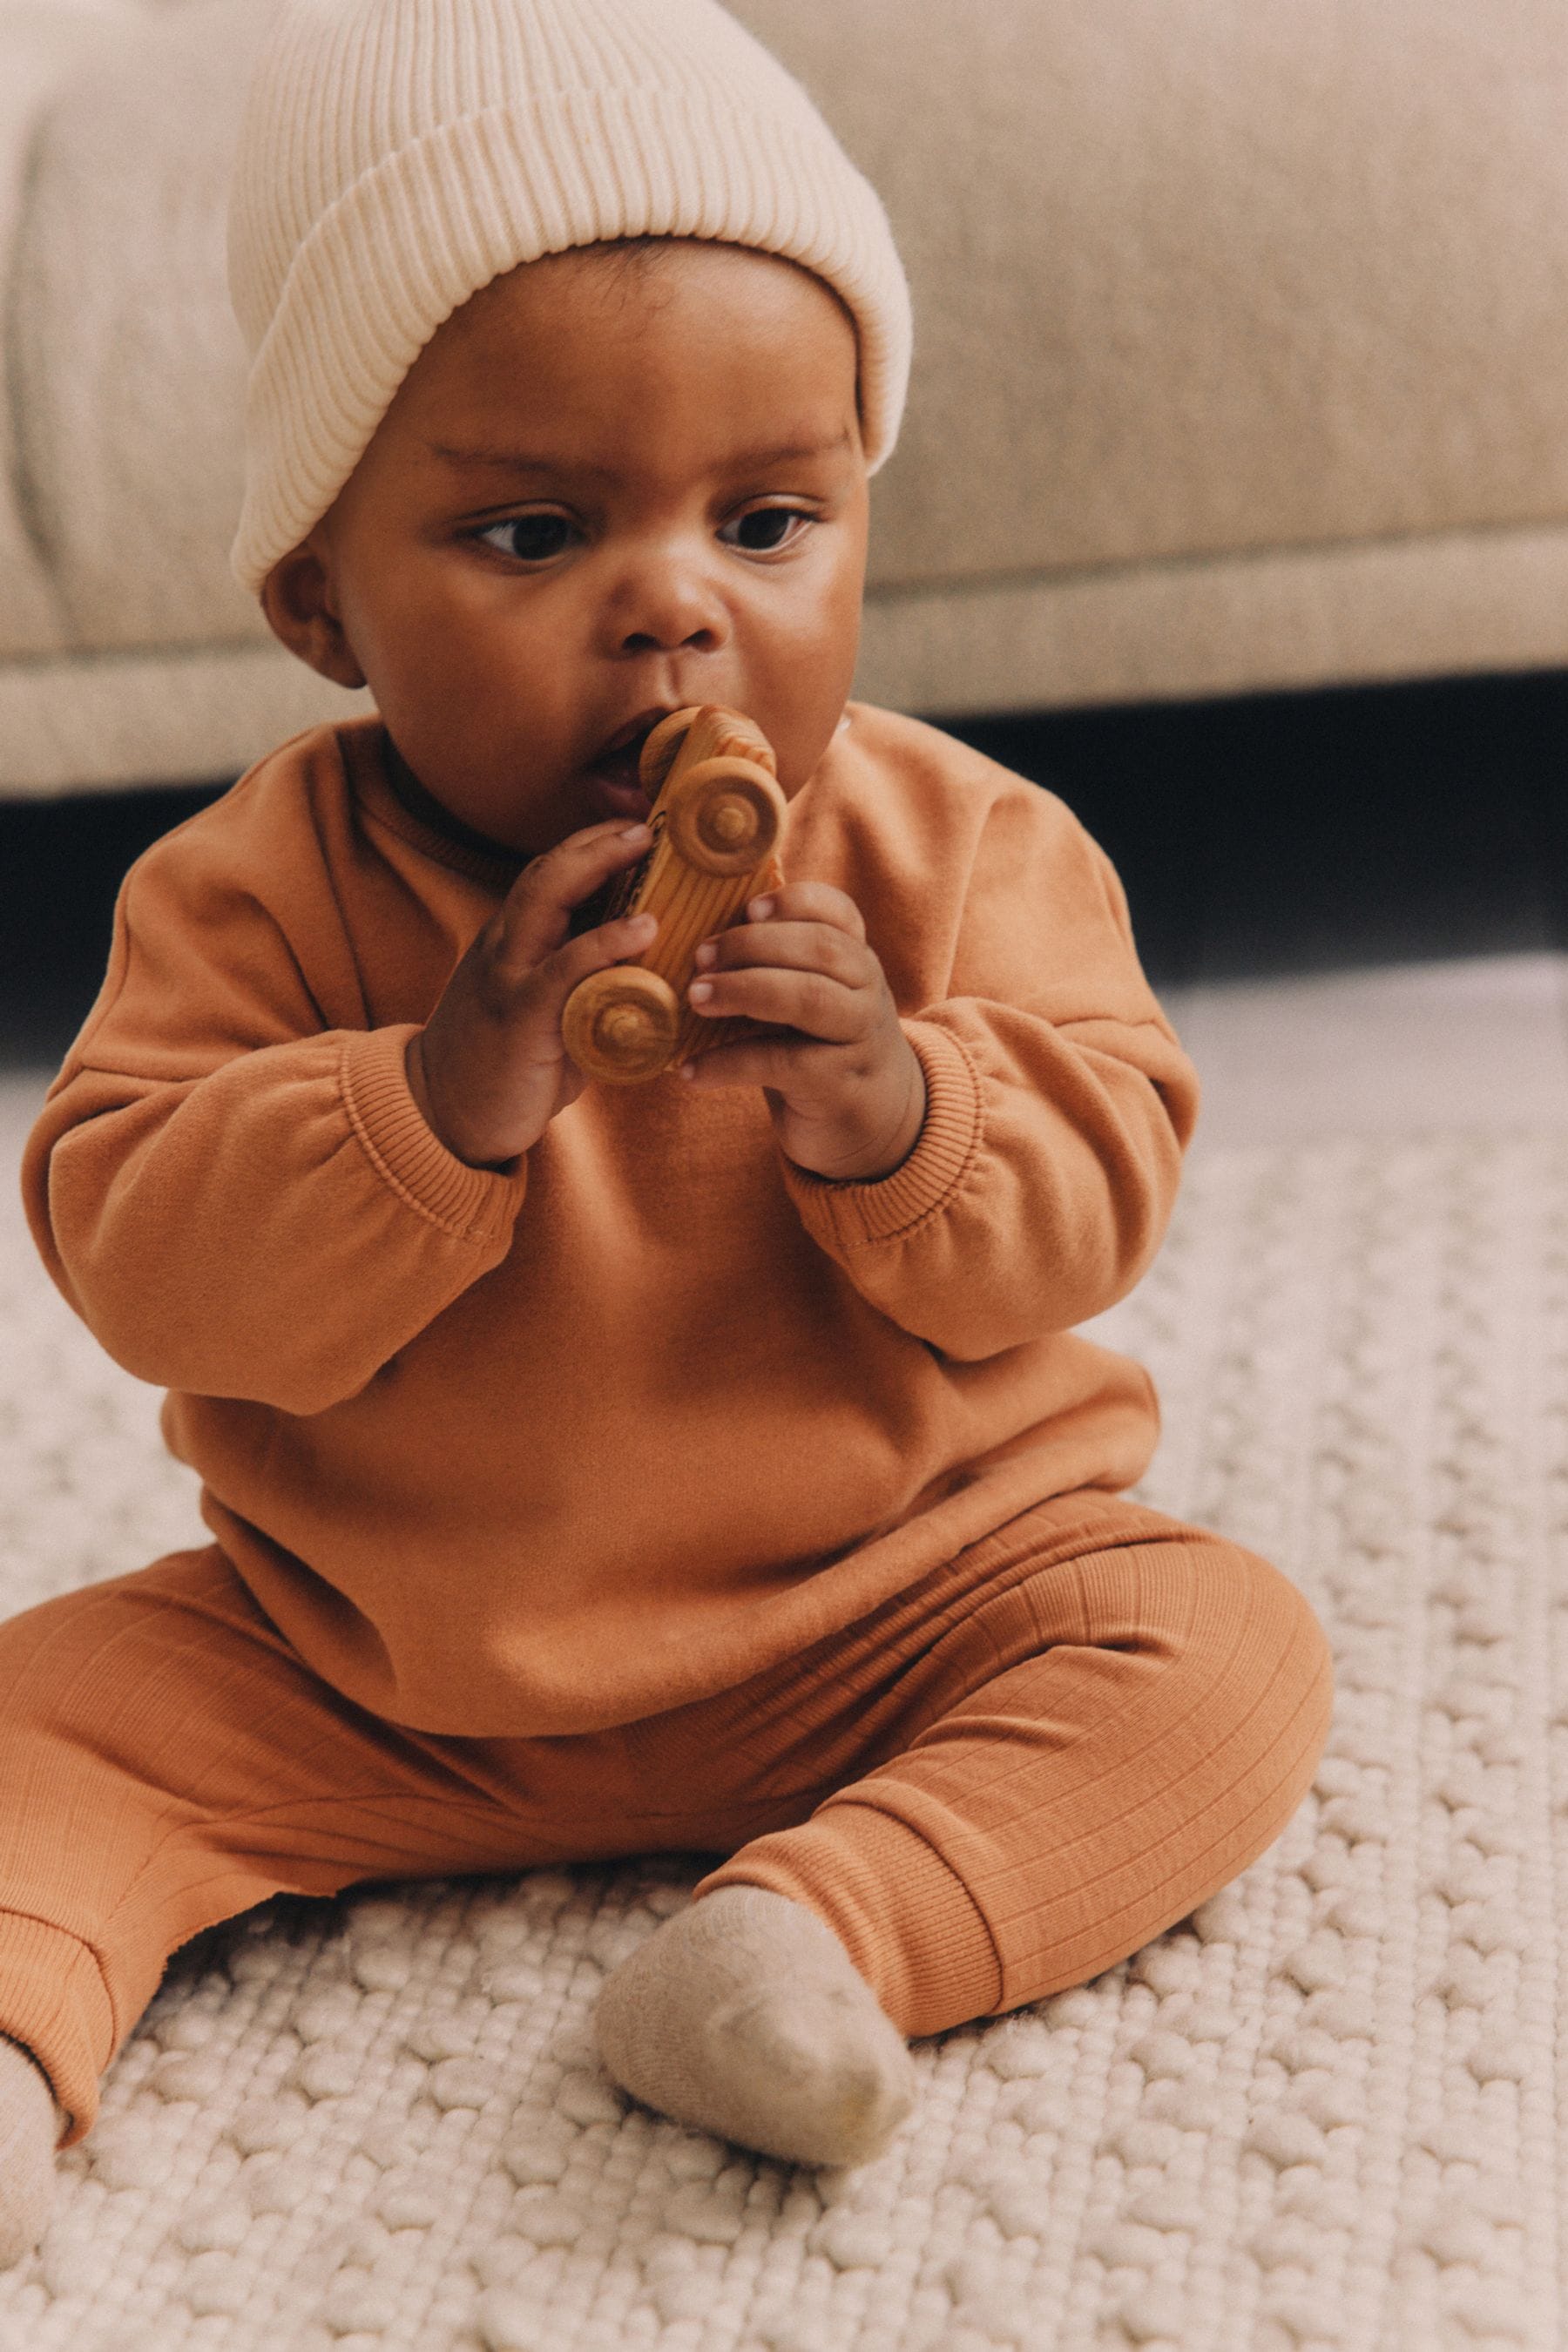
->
<box><xmin>266</xmin><ymin>240</ymin><xmax>868</xmax><ymax>854</ymax></box>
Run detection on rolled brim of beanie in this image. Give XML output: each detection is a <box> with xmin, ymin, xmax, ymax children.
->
<box><xmin>231</xmin><ymin>90</ymin><xmax>910</xmax><ymax>592</ymax></box>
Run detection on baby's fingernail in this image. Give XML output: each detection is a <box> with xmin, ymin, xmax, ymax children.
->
<box><xmin>747</xmin><ymin>896</ymin><xmax>775</xmax><ymax>921</ymax></box>
<box><xmin>619</xmin><ymin>822</ymin><xmax>651</xmax><ymax>841</ymax></box>
<box><xmin>694</xmin><ymin>943</ymin><xmax>716</xmax><ymax>968</ymax></box>
<box><xmin>679</xmin><ymin>1060</ymin><xmax>696</xmax><ymax>1080</ymax></box>
<box><xmin>688</xmin><ymin>979</ymin><xmax>713</xmax><ymax>1004</ymax></box>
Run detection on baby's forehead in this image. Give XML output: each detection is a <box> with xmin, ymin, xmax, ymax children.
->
<box><xmin>454</xmin><ymin>238</ymin><xmax>857</xmax><ymax>349</ymax></box>
<box><xmin>387</xmin><ymin>240</ymin><xmax>863</xmax><ymax>475</ymax></box>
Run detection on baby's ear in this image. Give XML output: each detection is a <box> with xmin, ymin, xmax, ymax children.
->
<box><xmin>260</xmin><ymin>532</ymin><xmax>367</xmax><ymax>690</ymax></box>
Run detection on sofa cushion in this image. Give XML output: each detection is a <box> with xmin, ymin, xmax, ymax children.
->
<box><xmin>731</xmin><ymin>0</ymin><xmax>1568</xmax><ymax>599</ymax></box>
<box><xmin>0</xmin><ymin>3</ymin><xmax>151</xmax><ymax>657</ymax></box>
<box><xmin>11</xmin><ymin>0</ymin><xmax>276</xmax><ymax>654</ymax></box>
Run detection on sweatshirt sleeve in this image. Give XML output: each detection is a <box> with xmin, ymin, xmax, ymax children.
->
<box><xmin>775</xmin><ymin>774</ymin><xmax>1199</xmax><ymax>1361</ymax></box>
<box><xmin>22</xmin><ymin>824</ymin><xmax>526</xmax><ymax>1416</ymax></box>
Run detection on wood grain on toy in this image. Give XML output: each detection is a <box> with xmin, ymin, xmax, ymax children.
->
<box><xmin>562</xmin><ymin>706</ymin><xmax>787</xmax><ymax>1085</ymax></box>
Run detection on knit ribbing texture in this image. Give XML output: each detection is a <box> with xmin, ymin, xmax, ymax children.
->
<box><xmin>228</xmin><ymin>0</ymin><xmax>912</xmax><ymax>591</ymax></box>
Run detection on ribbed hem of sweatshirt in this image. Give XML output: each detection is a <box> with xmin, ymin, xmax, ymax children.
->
<box><xmin>778</xmin><ymin>1018</ymin><xmax>983</xmax><ymax>1250</ymax></box>
<box><xmin>696</xmin><ymin>1802</ymin><xmax>1002</xmax><ymax>2039</ymax></box>
<box><xmin>339</xmin><ymin>1023</ymin><xmax>527</xmax><ymax>1247</ymax></box>
<box><xmin>0</xmin><ymin>1914</ymin><xmax>116</xmax><ymax>2145</ymax></box>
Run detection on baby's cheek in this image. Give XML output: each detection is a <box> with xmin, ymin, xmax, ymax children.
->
<box><xmin>752</xmin><ymin>689</ymin><xmax>849</xmax><ymax>796</ymax></box>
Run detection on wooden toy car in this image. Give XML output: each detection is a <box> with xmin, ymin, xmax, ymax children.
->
<box><xmin>562</xmin><ymin>706</ymin><xmax>787</xmax><ymax>1085</ymax></box>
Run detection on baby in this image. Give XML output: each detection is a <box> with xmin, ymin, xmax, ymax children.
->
<box><xmin>0</xmin><ymin>0</ymin><xmax>1333</xmax><ymax>2262</ymax></box>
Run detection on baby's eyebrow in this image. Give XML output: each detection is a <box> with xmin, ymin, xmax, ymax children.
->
<box><xmin>732</xmin><ymin>431</ymin><xmax>855</xmax><ymax>469</ymax></box>
<box><xmin>423</xmin><ymin>430</ymin><xmax>853</xmax><ymax>477</ymax></box>
<box><xmin>424</xmin><ymin>443</ymin><xmax>609</xmax><ymax>478</ymax></box>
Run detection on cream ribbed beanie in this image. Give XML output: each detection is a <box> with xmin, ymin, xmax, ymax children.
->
<box><xmin>227</xmin><ymin>0</ymin><xmax>912</xmax><ymax>593</ymax></box>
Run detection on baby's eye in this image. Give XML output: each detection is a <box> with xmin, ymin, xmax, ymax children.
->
<box><xmin>475</xmin><ymin>512</ymin><xmax>578</xmax><ymax>564</ymax></box>
<box><xmin>719</xmin><ymin>507</ymin><xmax>812</xmax><ymax>554</ymax></box>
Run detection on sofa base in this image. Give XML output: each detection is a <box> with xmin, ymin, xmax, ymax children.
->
<box><xmin>0</xmin><ymin>646</ymin><xmax>371</xmax><ymax>800</ymax></box>
<box><xmin>860</xmin><ymin>520</ymin><xmax>1568</xmax><ymax>721</ymax></box>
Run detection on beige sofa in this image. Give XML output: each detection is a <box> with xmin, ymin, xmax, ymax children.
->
<box><xmin>7</xmin><ymin>0</ymin><xmax>1568</xmax><ymax>799</ymax></box>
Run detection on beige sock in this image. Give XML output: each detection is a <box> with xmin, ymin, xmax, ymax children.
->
<box><xmin>0</xmin><ymin>2037</ymin><xmax>58</xmax><ymax>2269</ymax></box>
<box><xmin>594</xmin><ymin>1886</ymin><xmax>916</xmax><ymax>2167</ymax></box>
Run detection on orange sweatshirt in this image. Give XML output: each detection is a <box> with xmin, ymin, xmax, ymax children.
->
<box><xmin>24</xmin><ymin>706</ymin><xmax>1199</xmax><ymax>1738</ymax></box>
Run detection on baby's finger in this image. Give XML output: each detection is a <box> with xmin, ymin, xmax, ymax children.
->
<box><xmin>681</xmin><ymin>1032</ymin><xmax>832</xmax><ymax>1091</ymax></box>
<box><xmin>696</xmin><ymin>918</ymin><xmax>872</xmax><ymax>987</ymax></box>
<box><xmin>536</xmin><ymin>905</ymin><xmax>659</xmax><ymax>1025</ymax></box>
<box><xmin>744</xmin><ymin>880</ymin><xmax>867</xmax><ymax>942</ymax></box>
<box><xmin>687</xmin><ymin>963</ymin><xmax>864</xmax><ymax>1042</ymax></box>
<box><xmin>495</xmin><ymin>822</ymin><xmax>652</xmax><ymax>977</ymax></box>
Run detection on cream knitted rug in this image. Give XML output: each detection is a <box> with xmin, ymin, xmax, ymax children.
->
<box><xmin>0</xmin><ymin>1077</ymin><xmax>1561</xmax><ymax>2352</ymax></box>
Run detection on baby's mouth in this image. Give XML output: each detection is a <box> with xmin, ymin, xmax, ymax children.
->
<box><xmin>584</xmin><ymin>708</ymin><xmax>672</xmax><ymax>808</ymax></box>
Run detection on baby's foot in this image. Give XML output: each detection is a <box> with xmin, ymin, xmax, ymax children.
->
<box><xmin>594</xmin><ymin>1886</ymin><xmax>916</xmax><ymax>2167</ymax></box>
<box><xmin>0</xmin><ymin>2036</ymin><xmax>58</xmax><ymax>2268</ymax></box>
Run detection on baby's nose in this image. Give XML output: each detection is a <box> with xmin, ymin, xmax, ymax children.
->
<box><xmin>606</xmin><ymin>557</ymin><xmax>729</xmax><ymax>657</ymax></box>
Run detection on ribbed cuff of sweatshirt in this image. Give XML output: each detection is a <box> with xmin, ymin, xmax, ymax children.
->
<box><xmin>339</xmin><ymin>1024</ymin><xmax>527</xmax><ymax>1249</ymax></box>
<box><xmin>777</xmin><ymin>1018</ymin><xmax>983</xmax><ymax>1250</ymax></box>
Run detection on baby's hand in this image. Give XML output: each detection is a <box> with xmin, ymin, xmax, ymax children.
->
<box><xmin>680</xmin><ymin>882</ymin><xmax>927</xmax><ymax>1183</ymax></box>
<box><xmin>407</xmin><ymin>821</ymin><xmax>658</xmax><ymax>1167</ymax></box>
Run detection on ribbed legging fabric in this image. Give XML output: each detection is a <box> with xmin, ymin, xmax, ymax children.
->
<box><xmin>0</xmin><ymin>1493</ymin><xmax>1331</xmax><ymax>2141</ymax></box>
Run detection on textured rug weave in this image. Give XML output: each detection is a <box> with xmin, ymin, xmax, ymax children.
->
<box><xmin>0</xmin><ymin>1082</ymin><xmax>1564</xmax><ymax>2352</ymax></box>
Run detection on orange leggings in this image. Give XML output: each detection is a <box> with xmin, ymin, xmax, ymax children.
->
<box><xmin>0</xmin><ymin>1492</ymin><xmax>1332</xmax><ymax>2142</ymax></box>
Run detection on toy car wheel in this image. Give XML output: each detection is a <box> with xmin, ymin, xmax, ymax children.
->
<box><xmin>665</xmin><ymin>759</ymin><xmax>786</xmax><ymax>875</ymax></box>
<box><xmin>562</xmin><ymin>967</ymin><xmax>682</xmax><ymax>1084</ymax></box>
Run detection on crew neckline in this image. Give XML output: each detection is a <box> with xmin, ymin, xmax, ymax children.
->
<box><xmin>340</xmin><ymin>706</ymin><xmax>860</xmax><ymax>886</ymax></box>
<box><xmin>340</xmin><ymin>720</ymin><xmax>525</xmax><ymax>888</ymax></box>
